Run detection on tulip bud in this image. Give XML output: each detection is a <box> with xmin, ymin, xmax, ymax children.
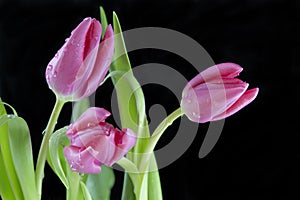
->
<box><xmin>63</xmin><ymin>107</ymin><xmax>136</xmax><ymax>174</ymax></box>
<box><xmin>45</xmin><ymin>17</ymin><xmax>114</xmax><ymax>101</ymax></box>
<box><xmin>181</xmin><ymin>63</ymin><xmax>259</xmax><ymax>123</ymax></box>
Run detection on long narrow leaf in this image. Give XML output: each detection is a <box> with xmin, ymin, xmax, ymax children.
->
<box><xmin>0</xmin><ymin>100</ymin><xmax>23</xmax><ymax>200</ymax></box>
<box><xmin>8</xmin><ymin>117</ymin><xmax>38</xmax><ymax>200</ymax></box>
<box><xmin>111</xmin><ymin>12</ymin><xmax>155</xmax><ymax>200</ymax></box>
<box><xmin>111</xmin><ymin>12</ymin><xmax>163</xmax><ymax>200</ymax></box>
<box><xmin>0</xmin><ymin>147</ymin><xmax>15</xmax><ymax>200</ymax></box>
<box><xmin>48</xmin><ymin>126</ymin><xmax>70</xmax><ymax>188</ymax></box>
<box><xmin>0</xmin><ymin>101</ymin><xmax>15</xmax><ymax>200</ymax></box>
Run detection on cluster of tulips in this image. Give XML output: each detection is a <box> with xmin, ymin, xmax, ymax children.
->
<box><xmin>0</xmin><ymin>9</ymin><xmax>258</xmax><ymax>200</ymax></box>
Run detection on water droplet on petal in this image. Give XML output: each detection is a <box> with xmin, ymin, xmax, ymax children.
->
<box><xmin>47</xmin><ymin>65</ymin><xmax>53</xmax><ymax>71</ymax></box>
<box><xmin>87</xmin><ymin>122</ymin><xmax>95</xmax><ymax>128</ymax></box>
<box><xmin>53</xmin><ymin>71</ymin><xmax>57</xmax><ymax>78</ymax></box>
<box><xmin>70</xmin><ymin>162</ymin><xmax>76</xmax><ymax>171</ymax></box>
<box><xmin>192</xmin><ymin>112</ymin><xmax>201</xmax><ymax>118</ymax></box>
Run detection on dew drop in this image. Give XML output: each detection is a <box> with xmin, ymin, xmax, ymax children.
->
<box><xmin>70</xmin><ymin>162</ymin><xmax>77</xmax><ymax>171</ymax></box>
<box><xmin>192</xmin><ymin>112</ymin><xmax>200</xmax><ymax>118</ymax></box>
<box><xmin>55</xmin><ymin>52</ymin><xmax>59</xmax><ymax>58</ymax></box>
<box><xmin>7</xmin><ymin>114</ymin><xmax>15</xmax><ymax>119</ymax></box>
<box><xmin>87</xmin><ymin>122</ymin><xmax>95</xmax><ymax>128</ymax></box>
<box><xmin>47</xmin><ymin>64</ymin><xmax>53</xmax><ymax>71</ymax></box>
<box><xmin>53</xmin><ymin>71</ymin><xmax>57</xmax><ymax>78</ymax></box>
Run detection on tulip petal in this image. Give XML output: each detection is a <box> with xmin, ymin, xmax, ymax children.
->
<box><xmin>46</xmin><ymin>18</ymin><xmax>100</xmax><ymax>96</ymax></box>
<box><xmin>64</xmin><ymin>107</ymin><xmax>136</xmax><ymax>173</ymax></box>
<box><xmin>109</xmin><ymin>128</ymin><xmax>136</xmax><ymax>165</ymax></box>
<box><xmin>64</xmin><ymin>146</ymin><xmax>101</xmax><ymax>174</ymax></box>
<box><xmin>185</xmin><ymin>63</ymin><xmax>243</xmax><ymax>90</ymax></box>
<box><xmin>83</xmin><ymin>19</ymin><xmax>102</xmax><ymax>59</ymax></box>
<box><xmin>213</xmin><ymin>88</ymin><xmax>259</xmax><ymax>120</ymax></box>
<box><xmin>66</xmin><ymin>107</ymin><xmax>110</xmax><ymax>136</ymax></box>
<box><xmin>79</xmin><ymin>25</ymin><xmax>115</xmax><ymax>99</ymax></box>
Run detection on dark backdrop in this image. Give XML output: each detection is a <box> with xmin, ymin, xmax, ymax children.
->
<box><xmin>0</xmin><ymin>0</ymin><xmax>299</xmax><ymax>199</ymax></box>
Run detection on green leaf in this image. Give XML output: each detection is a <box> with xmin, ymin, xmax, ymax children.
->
<box><xmin>0</xmin><ymin>100</ymin><xmax>23</xmax><ymax>200</ymax></box>
<box><xmin>0</xmin><ymin>147</ymin><xmax>15</xmax><ymax>200</ymax></box>
<box><xmin>8</xmin><ymin>117</ymin><xmax>38</xmax><ymax>200</ymax></box>
<box><xmin>111</xmin><ymin>12</ymin><xmax>163</xmax><ymax>200</ymax></box>
<box><xmin>0</xmin><ymin>98</ymin><xmax>6</xmax><ymax>115</ymax></box>
<box><xmin>48</xmin><ymin>126</ymin><xmax>70</xmax><ymax>188</ymax></box>
<box><xmin>80</xmin><ymin>182</ymin><xmax>93</xmax><ymax>200</ymax></box>
<box><xmin>0</xmin><ymin>101</ymin><xmax>15</xmax><ymax>200</ymax></box>
<box><xmin>86</xmin><ymin>166</ymin><xmax>115</xmax><ymax>200</ymax></box>
<box><xmin>100</xmin><ymin>6</ymin><xmax>108</xmax><ymax>39</ymax></box>
<box><xmin>110</xmin><ymin>12</ymin><xmax>138</xmax><ymax>200</ymax></box>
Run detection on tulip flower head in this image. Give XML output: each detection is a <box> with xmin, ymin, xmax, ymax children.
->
<box><xmin>181</xmin><ymin>63</ymin><xmax>259</xmax><ymax>123</ymax></box>
<box><xmin>46</xmin><ymin>17</ymin><xmax>114</xmax><ymax>102</ymax></box>
<box><xmin>63</xmin><ymin>107</ymin><xmax>136</xmax><ymax>174</ymax></box>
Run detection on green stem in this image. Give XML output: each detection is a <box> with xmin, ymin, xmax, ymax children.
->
<box><xmin>35</xmin><ymin>98</ymin><xmax>65</xmax><ymax>199</ymax></box>
<box><xmin>140</xmin><ymin>108</ymin><xmax>183</xmax><ymax>170</ymax></box>
<box><xmin>129</xmin><ymin>108</ymin><xmax>183</xmax><ymax>200</ymax></box>
<box><xmin>66</xmin><ymin>173</ymin><xmax>82</xmax><ymax>200</ymax></box>
<box><xmin>147</xmin><ymin>153</ymin><xmax>162</xmax><ymax>200</ymax></box>
<box><xmin>117</xmin><ymin>157</ymin><xmax>148</xmax><ymax>200</ymax></box>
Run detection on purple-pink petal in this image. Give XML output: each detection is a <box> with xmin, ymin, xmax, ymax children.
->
<box><xmin>77</xmin><ymin>25</ymin><xmax>115</xmax><ymax>99</ymax></box>
<box><xmin>66</xmin><ymin>107</ymin><xmax>110</xmax><ymax>136</ymax></box>
<box><xmin>64</xmin><ymin>146</ymin><xmax>101</xmax><ymax>174</ymax></box>
<box><xmin>181</xmin><ymin>63</ymin><xmax>258</xmax><ymax>123</ymax></box>
<box><xmin>186</xmin><ymin>63</ymin><xmax>243</xmax><ymax>89</ymax></box>
<box><xmin>64</xmin><ymin>107</ymin><xmax>136</xmax><ymax>174</ymax></box>
<box><xmin>213</xmin><ymin>88</ymin><xmax>259</xmax><ymax>120</ymax></box>
<box><xmin>45</xmin><ymin>17</ymin><xmax>114</xmax><ymax>102</ymax></box>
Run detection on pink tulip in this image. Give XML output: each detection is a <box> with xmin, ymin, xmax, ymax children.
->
<box><xmin>46</xmin><ymin>17</ymin><xmax>114</xmax><ymax>101</ymax></box>
<box><xmin>181</xmin><ymin>63</ymin><xmax>259</xmax><ymax>123</ymax></box>
<box><xmin>63</xmin><ymin>107</ymin><xmax>136</xmax><ymax>174</ymax></box>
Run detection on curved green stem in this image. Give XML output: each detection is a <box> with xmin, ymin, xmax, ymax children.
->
<box><xmin>145</xmin><ymin>108</ymin><xmax>183</xmax><ymax>156</ymax></box>
<box><xmin>117</xmin><ymin>157</ymin><xmax>139</xmax><ymax>174</ymax></box>
<box><xmin>35</xmin><ymin>98</ymin><xmax>65</xmax><ymax>199</ymax></box>
<box><xmin>1</xmin><ymin>102</ymin><xmax>18</xmax><ymax>116</ymax></box>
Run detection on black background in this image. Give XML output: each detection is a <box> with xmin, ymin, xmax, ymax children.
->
<box><xmin>0</xmin><ymin>0</ymin><xmax>299</xmax><ymax>199</ymax></box>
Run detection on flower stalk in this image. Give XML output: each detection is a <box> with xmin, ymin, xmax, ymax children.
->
<box><xmin>35</xmin><ymin>98</ymin><xmax>65</xmax><ymax>199</ymax></box>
